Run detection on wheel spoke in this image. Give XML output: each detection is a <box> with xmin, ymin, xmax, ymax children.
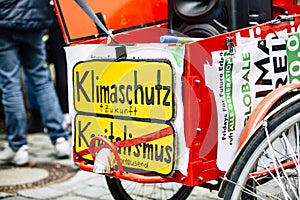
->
<box><xmin>263</xmin><ymin>120</ymin><xmax>292</xmax><ymax>200</ymax></box>
<box><xmin>106</xmin><ymin>177</ymin><xmax>194</xmax><ymax>200</ymax></box>
<box><xmin>258</xmin><ymin>156</ymin><xmax>288</xmax><ymax>199</ymax></box>
<box><xmin>281</xmin><ymin>131</ymin><xmax>300</xmax><ymax>198</ymax></box>
<box><xmin>295</xmin><ymin>122</ymin><xmax>300</xmax><ymax>198</ymax></box>
<box><xmin>222</xmin><ymin>177</ymin><xmax>281</xmax><ymax>199</ymax></box>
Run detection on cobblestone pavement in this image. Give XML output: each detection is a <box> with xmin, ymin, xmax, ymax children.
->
<box><xmin>0</xmin><ymin>133</ymin><xmax>221</xmax><ymax>200</ymax></box>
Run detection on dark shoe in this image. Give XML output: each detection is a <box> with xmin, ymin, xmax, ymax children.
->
<box><xmin>27</xmin><ymin>109</ymin><xmax>44</xmax><ymax>133</ymax></box>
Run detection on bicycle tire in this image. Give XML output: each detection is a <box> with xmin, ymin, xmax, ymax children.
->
<box><xmin>106</xmin><ymin>176</ymin><xmax>194</xmax><ymax>200</ymax></box>
<box><xmin>223</xmin><ymin>101</ymin><xmax>300</xmax><ymax>199</ymax></box>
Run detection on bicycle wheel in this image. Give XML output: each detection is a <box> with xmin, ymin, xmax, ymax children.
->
<box><xmin>106</xmin><ymin>176</ymin><xmax>194</xmax><ymax>200</ymax></box>
<box><xmin>223</xmin><ymin>101</ymin><xmax>300</xmax><ymax>199</ymax></box>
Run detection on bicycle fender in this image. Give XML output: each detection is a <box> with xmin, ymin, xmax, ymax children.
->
<box><xmin>238</xmin><ymin>83</ymin><xmax>300</xmax><ymax>151</ymax></box>
<box><xmin>218</xmin><ymin>83</ymin><xmax>300</xmax><ymax>198</ymax></box>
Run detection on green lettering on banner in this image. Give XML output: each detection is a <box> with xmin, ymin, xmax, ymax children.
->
<box><xmin>287</xmin><ymin>32</ymin><xmax>300</xmax><ymax>83</ymax></box>
<box><xmin>224</xmin><ymin>51</ymin><xmax>236</xmax><ymax>132</ymax></box>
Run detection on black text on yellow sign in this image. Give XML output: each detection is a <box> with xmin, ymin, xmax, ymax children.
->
<box><xmin>73</xmin><ymin>60</ymin><xmax>174</xmax><ymax>121</ymax></box>
<box><xmin>75</xmin><ymin>114</ymin><xmax>175</xmax><ymax>175</ymax></box>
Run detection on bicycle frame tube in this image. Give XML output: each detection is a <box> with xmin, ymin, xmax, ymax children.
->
<box><xmin>79</xmin><ymin>160</ymin><xmax>180</xmax><ymax>183</ymax></box>
<box><xmin>249</xmin><ymin>159</ymin><xmax>300</xmax><ymax>180</ymax></box>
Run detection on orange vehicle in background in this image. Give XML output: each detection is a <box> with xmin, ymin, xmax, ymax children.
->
<box><xmin>54</xmin><ymin>0</ymin><xmax>300</xmax><ymax>45</ymax></box>
<box><xmin>53</xmin><ymin>0</ymin><xmax>168</xmax><ymax>44</ymax></box>
<box><xmin>273</xmin><ymin>0</ymin><xmax>300</xmax><ymax>16</ymax></box>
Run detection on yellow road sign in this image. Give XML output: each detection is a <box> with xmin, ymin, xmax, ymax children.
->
<box><xmin>74</xmin><ymin>114</ymin><xmax>175</xmax><ymax>175</ymax></box>
<box><xmin>73</xmin><ymin>60</ymin><xmax>174</xmax><ymax>121</ymax></box>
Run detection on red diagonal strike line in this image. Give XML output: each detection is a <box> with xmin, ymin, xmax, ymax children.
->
<box><xmin>77</xmin><ymin>126</ymin><xmax>173</xmax><ymax>157</ymax></box>
<box><xmin>113</xmin><ymin>126</ymin><xmax>173</xmax><ymax>148</ymax></box>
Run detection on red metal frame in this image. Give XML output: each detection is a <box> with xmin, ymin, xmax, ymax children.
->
<box><xmin>75</xmin><ymin>15</ymin><xmax>300</xmax><ymax>187</ymax></box>
<box><xmin>60</xmin><ymin>0</ymin><xmax>300</xmax><ymax>188</ymax></box>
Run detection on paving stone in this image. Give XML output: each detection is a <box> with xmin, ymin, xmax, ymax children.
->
<box><xmin>84</xmin><ymin>175</ymin><xmax>109</xmax><ymax>188</ymax></box>
<box><xmin>29</xmin><ymin>157</ymin><xmax>54</xmax><ymax>163</ymax></box>
<box><xmin>18</xmin><ymin>187</ymin><xmax>66</xmax><ymax>200</ymax></box>
<box><xmin>0</xmin><ymin>192</ymin><xmax>14</xmax><ymax>198</ymax></box>
<box><xmin>73</xmin><ymin>185</ymin><xmax>113</xmax><ymax>199</ymax></box>
<box><xmin>54</xmin><ymin>158</ymin><xmax>75</xmax><ymax>167</ymax></box>
<box><xmin>0</xmin><ymin>168</ymin><xmax>49</xmax><ymax>186</ymax></box>
<box><xmin>68</xmin><ymin>170</ymin><xmax>100</xmax><ymax>183</ymax></box>
<box><xmin>56</xmin><ymin>196</ymin><xmax>90</xmax><ymax>200</ymax></box>
<box><xmin>190</xmin><ymin>187</ymin><xmax>220</xmax><ymax>199</ymax></box>
<box><xmin>30</xmin><ymin>149</ymin><xmax>54</xmax><ymax>157</ymax></box>
<box><xmin>1</xmin><ymin>197</ymin><xmax>31</xmax><ymax>200</ymax></box>
<box><xmin>188</xmin><ymin>195</ymin><xmax>220</xmax><ymax>200</ymax></box>
<box><xmin>49</xmin><ymin>181</ymin><xmax>81</xmax><ymax>193</ymax></box>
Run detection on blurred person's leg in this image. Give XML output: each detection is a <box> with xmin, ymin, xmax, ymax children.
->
<box><xmin>0</xmin><ymin>91</ymin><xmax>4</xmax><ymax>120</ymax></box>
<box><xmin>48</xmin><ymin>13</ymin><xmax>70</xmax><ymax>129</ymax></box>
<box><xmin>0</xmin><ymin>31</ymin><xmax>28</xmax><ymax>151</ymax></box>
<box><xmin>25</xmin><ymin>76</ymin><xmax>44</xmax><ymax>133</ymax></box>
<box><xmin>0</xmin><ymin>91</ymin><xmax>5</xmax><ymax>133</ymax></box>
<box><xmin>0</xmin><ymin>30</ymin><xmax>29</xmax><ymax>165</ymax></box>
<box><xmin>20</xmin><ymin>31</ymin><xmax>69</xmax><ymax>146</ymax></box>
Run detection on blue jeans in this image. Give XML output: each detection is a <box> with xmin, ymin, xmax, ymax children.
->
<box><xmin>25</xmin><ymin>75</ymin><xmax>39</xmax><ymax>110</ymax></box>
<box><xmin>0</xmin><ymin>29</ymin><xmax>69</xmax><ymax>152</ymax></box>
